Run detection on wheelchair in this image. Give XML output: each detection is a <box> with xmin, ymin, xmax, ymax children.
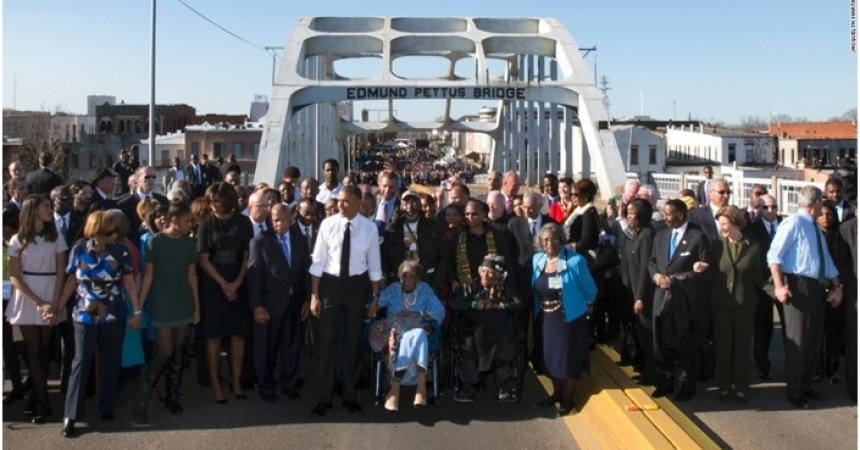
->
<box><xmin>448</xmin><ymin>310</ymin><xmax>526</xmax><ymax>403</ymax></box>
<box><xmin>367</xmin><ymin>317</ymin><xmax>447</xmax><ymax>407</ymax></box>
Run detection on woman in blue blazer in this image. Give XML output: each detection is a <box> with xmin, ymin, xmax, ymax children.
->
<box><xmin>532</xmin><ymin>223</ymin><xmax>598</xmax><ymax>416</ymax></box>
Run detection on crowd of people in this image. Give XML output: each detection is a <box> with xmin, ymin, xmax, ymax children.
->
<box><xmin>2</xmin><ymin>150</ymin><xmax>857</xmax><ymax>439</ymax></box>
<box><xmin>347</xmin><ymin>143</ymin><xmax>477</xmax><ymax>187</ymax></box>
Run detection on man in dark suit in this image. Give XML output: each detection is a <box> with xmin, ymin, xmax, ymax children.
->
<box><xmin>3</xmin><ymin>178</ymin><xmax>28</xmax><ymax>244</ymax></box>
<box><xmin>840</xmin><ymin>217</ymin><xmax>858</xmax><ymax>401</ymax></box>
<box><xmin>742</xmin><ymin>184</ymin><xmax>768</xmax><ymax>226</ymax></box>
<box><xmin>117</xmin><ymin>165</ymin><xmax>169</xmax><ymax>244</ymax></box>
<box><xmin>648</xmin><ymin>199</ymin><xmax>710</xmax><ymax>401</ymax></box>
<box><xmin>50</xmin><ymin>185</ymin><xmax>84</xmax><ymax>394</ymax></box>
<box><xmin>293</xmin><ymin>198</ymin><xmax>320</xmax><ymax>253</ymax></box>
<box><xmin>25</xmin><ymin>152</ymin><xmax>64</xmax><ymax>196</ymax></box>
<box><xmin>382</xmin><ymin>190</ymin><xmax>447</xmax><ymax>290</ymax></box>
<box><xmin>89</xmin><ymin>167</ymin><xmax>118</xmax><ymax>212</ymax></box>
<box><xmin>695</xmin><ymin>165</ymin><xmax>714</xmax><ymax>206</ymax></box>
<box><xmin>247</xmin><ymin>204</ymin><xmax>310</xmax><ymax>402</ymax></box>
<box><xmin>299</xmin><ymin>178</ymin><xmax>326</xmax><ymax>223</ymax></box>
<box><xmin>507</xmin><ymin>192</ymin><xmax>555</xmax><ymax>298</ymax></box>
<box><xmin>826</xmin><ymin>177</ymin><xmax>856</xmax><ymax>223</ymax></box>
<box><xmin>186</xmin><ymin>154</ymin><xmax>211</xmax><ymax>199</ymax></box>
<box><xmin>201</xmin><ymin>154</ymin><xmax>222</xmax><ymax>183</ymax></box>
<box><xmin>51</xmin><ymin>186</ymin><xmax>85</xmax><ymax>246</ymax></box>
<box><xmin>687</xmin><ymin>178</ymin><xmax>729</xmax><ymax>382</ymax></box>
<box><xmin>112</xmin><ymin>149</ymin><xmax>135</xmax><ymax>195</ymax></box>
<box><xmin>375</xmin><ymin>171</ymin><xmax>401</xmax><ymax>229</ymax></box>
<box><xmin>743</xmin><ymin>194</ymin><xmax>784</xmax><ymax>380</ymax></box>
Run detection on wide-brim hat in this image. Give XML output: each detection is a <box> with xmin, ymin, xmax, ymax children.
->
<box><xmin>480</xmin><ymin>255</ymin><xmax>506</xmax><ymax>273</ymax></box>
<box><xmin>90</xmin><ymin>167</ymin><xmax>117</xmax><ymax>186</ymax></box>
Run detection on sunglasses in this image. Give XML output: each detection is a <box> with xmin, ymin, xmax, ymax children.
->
<box><xmin>143</xmin><ymin>175</ymin><xmax>157</xmax><ymax>180</ymax></box>
<box><xmin>101</xmin><ymin>228</ymin><xmax>118</xmax><ymax>237</ymax></box>
<box><xmin>762</xmin><ymin>205</ymin><xmax>778</xmax><ymax>210</ymax></box>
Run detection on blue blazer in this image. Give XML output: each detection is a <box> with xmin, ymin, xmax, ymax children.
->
<box><xmin>532</xmin><ymin>247</ymin><xmax>598</xmax><ymax>322</ymax></box>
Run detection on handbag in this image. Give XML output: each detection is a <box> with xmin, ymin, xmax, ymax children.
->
<box><xmin>368</xmin><ymin>315</ymin><xmax>427</xmax><ymax>354</ymax></box>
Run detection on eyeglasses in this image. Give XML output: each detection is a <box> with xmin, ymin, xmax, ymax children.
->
<box><xmin>101</xmin><ymin>228</ymin><xmax>118</xmax><ymax>237</ymax></box>
<box><xmin>143</xmin><ymin>175</ymin><xmax>157</xmax><ymax>180</ymax></box>
<box><xmin>752</xmin><ymin>191</ymin><xmax>765</xmax><ymax>196</ymax></box>
<box><xmin>762</xmin><ymin>205</ymin><xmax>778</xmax><ymax>210</ymax></box>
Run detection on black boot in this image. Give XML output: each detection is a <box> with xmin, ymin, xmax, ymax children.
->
<box><xmin>133</xmin><ymin>353</ymin><xmax>171</xmax><ymax>424</ymax></box>
<box><xmin>166</xmin><ymin>345</ymin><xmax>185</xmax><ymax>415</ymax></box>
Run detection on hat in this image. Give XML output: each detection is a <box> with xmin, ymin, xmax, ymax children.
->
<box><xmin>91</xmin><ymin>167</ymin><xmax>116</xmax><ymax>186</ymax></box>
<box><xmin>401</xmin><ymin>189</ymin><xmax>419</xmax><ymax>201</ymax></box>
<box><xmin>479</xmin><ymin>255</ymin><xmax>506</xmax><ymax>273</ymax></box>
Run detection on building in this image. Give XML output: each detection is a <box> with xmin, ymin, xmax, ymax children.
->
<box><xmin>665</xmin><ymin>123</ymin><xmax>776</xmax><ymax>166</ymax></box>
<box><xmin>612</xmin><ymin>124</ymin><xmax>665</xmax><ymax>180</ymax></box>
<box><xmin>767</xmin><ymin>121</ymin><xmax>857</xmax><ymax>168</ymax></box>
<box><xmin>138</xmin><ymin>132</ymin><xmax>187</xmax><ymax>168</ymax></box>
<box><xmin>96</xmin><ymin>102</ymin><xmax>196</xmax><ymax>135</ymax></box>
<box><xmin>87</xmin><ymin>95</ymin><xmax>116</xmax><ymax>116</ymax></box>
<box><xmin>184</xmin><ymin>121</ymin><xmax>264</xmax><ymax>172</ymax></box>
<box><xmin>250</xmin><ymin>95</ymin><xmax>269</xmax><ymax>122</ymax></box>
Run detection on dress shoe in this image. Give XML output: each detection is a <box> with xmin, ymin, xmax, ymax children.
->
<box><xmin>311</xmin><ymin>401</ymin><xmax>331</xmax><ymax>416</ymax></box>
<box><xmin>260</xmin><ymin>393</ymin><xmax>279</xmax><ymax>403</ymax></box>
<box><xmin>61</xmin><ymin>419</ymin><xmax>76</xmax><ymax>438</ymax></box>
<box><xmin>787</xmin><ymin>395</ymin><xmax>811</xmax><ymax>410</ymax></box>
<box><xmin>675</xmin><ymin>391</ymin><xmax>695</xmax><ymax>402</ymax></box>
<box><xmin>759</xmin><ymin>371</ymin><xmax>773</xmax><ymax>381</ymax></box>
<box><xmin>651</xmin><ymin>385</ymin><xmax>673</xmax><ymax>398</ymax></box>
<box><xmin>556</xmin><ymin>405</ymin><xmax>575</xmax><ymax>417</ymax></box>
<box><xmin>214</xmin><ymin>398</ymin><xmax>228</xmax><ymax>405</ymax></box>
<box><xmin>343</xmin><ymin>400</ymin><xmax>362</xmax><ymax>413</ymax></box>
<box><xmin>698</xmin><ymin>373</ymin><xmax>713</xmax><ymax>383</ymax></box>
<box><xmin>454</xmin><ymin>389</ymin><xmax>476</xmax><ymax>403</ymax></box>
<box><xmin>101</xmin><ymin>412</ymin><xmax>114</xmax><ymax>422</ymax></box>
<box><xmin>717</xmin><ymin>390</ymin><xmax>730</xmax><ymax>401</ymax></box>
<box><xmin>802</xmin><ymin>389</ymin><xmax>827</xmax><ymax>401</ymax></box>
<box><xmin>3</xmin><ymin>388</ymin><xmax>25</xmax><ymax>405</ymax></box>
<box><xmin>283</xmin><ymin>388</ymin><xmax>300</xmax><ymax>401</ymax></box>
<box><xmin>535</xmin><ymin>395</ymin><xmax>560</xmax><ymax>408</ymax></box>
<box><xmin>734</xmin><ymin>391</ymin><xmax>748</xmax><ymax>404</ymax></box>
<box><xmin>413</xmin><ymin>393</ymin><xmax>427</xmax><ymax>407</ymax></box>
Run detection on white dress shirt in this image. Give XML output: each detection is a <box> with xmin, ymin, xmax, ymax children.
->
<box><xmin>316</xmin><ymin>183</ymin><xmax>343</xmax><ymax>204</ymax></box>
<box><xmin>309</xmin><ymin>214</ymin><xmax>382</xmax><ymax>281</ymax></box>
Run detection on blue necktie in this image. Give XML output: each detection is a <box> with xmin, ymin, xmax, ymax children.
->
<box><xmin>278</xmin><ymin>234</ymin><xmax>291</xmax><ymax>267</ymax></box>
<box><xmin>669</xmin><ymin>230</ymin><xmax>679</xmax><ymax>259</ymax></box>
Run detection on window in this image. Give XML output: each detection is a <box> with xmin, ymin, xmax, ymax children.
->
<box><xmin>70</xmin><ymin>154</ymin><xmax>79</xmax><ymax>169</ymax></box>
<box><xmin>648</xmin><ymin>145</ymin><xmax>657</xmax><ymax>165</ymax></box>
<box><xmin>629</xmin><ymin>145</ymin><xmax>639</xmax><ymax>165</ymax></box>
<box><xmin>161</xmin><ymin>150</ymin><xmax>170</xmax><ymax>167</ymax></box>
<box><xmin>728</xmin><ymin>143</ymin><xmax>737</xmax><ymax>163</ymax></box>
<box><xmin>191</xmin><ymin>142</ymin><xmax>200</xmax><ymax>155</ymax></box>
<box><xmin>252</xmin><ymin>142</ymin><xmax>260</xmax><ymax>158</ymax></box>
<box><xmin>232</xmin><ymin>141</ymin><xmax>244</xmax><ymax>158</ymax></box>
<box><xmin>212</xmin><ymin>142</ymin><xmax>224</xmax><ymax>158</ymax></box>
<box><xmin>134</xmin><ymin>120</ymin><xmax>142</xmax><ymax>134</ymax></box>
<box><xmin>88</xmin><ymin>153</ymin><xmax>97</xmax><ymax>169</ymax></box>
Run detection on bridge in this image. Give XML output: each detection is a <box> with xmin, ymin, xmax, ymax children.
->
<box><xmin>254</xmin><ymin>16</ymin><xmax>627</xmax><ymax>196</ymax></box>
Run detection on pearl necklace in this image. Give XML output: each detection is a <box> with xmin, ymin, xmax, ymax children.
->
<box><xmin>402</xmin><ymin>289</ymin><xmax>418</xmax><ymax>310</ymax></box>
<box><xmin>546</xmin><ymin>256</ymin><xmax>560</xmax><ymax>263</ymax></box>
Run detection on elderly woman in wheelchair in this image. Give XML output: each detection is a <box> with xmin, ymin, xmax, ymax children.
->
<box><xmin>369</xmin><ymin>260</ymin><xmax>445</xmax><ymax>411</ymax></box>
<box><xmin>449</xmin><ymin>255</ymin><xmax>525</xmax><ymax>403</ymax></box>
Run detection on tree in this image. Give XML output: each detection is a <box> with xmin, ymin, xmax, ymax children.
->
<box><xmin>2</xmin><ymin>110</ymin><xmax>66</xmax><ymax>175</ymax></box>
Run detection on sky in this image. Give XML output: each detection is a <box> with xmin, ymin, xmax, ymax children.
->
<box><xmin>2</xmin><ymin>0</ymin><xmax>857</xmax><ymax>125</ymax></box>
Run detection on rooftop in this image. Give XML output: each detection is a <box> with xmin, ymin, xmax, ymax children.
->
<box><xmin>767</xmin><ymin>121</ymin><xmax>857</xmax><ymax>139</ymax></box>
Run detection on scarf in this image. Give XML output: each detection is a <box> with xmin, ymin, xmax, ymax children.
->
<box><xmin>564</xmin><ymin>201</ymin><xmax>595</xmax><ymax>229</ymax></box>
<box><xmin>456</xmin><ymin>227</ymin><xmax>497</xmax><ymax>284</ymax></box>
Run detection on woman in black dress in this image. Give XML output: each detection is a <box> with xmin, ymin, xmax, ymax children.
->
<box><xmin>562</xmin><ymin>178</ymin><xmax>600</xmax><ymax>255</ymax></box>
<box><xmin>197</xmin><ymin>182</ymin><xmax>253</xmax><ymax>403</ymax></box>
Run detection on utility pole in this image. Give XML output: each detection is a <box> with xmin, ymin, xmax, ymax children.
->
<box><xmin>579</xmin><ymin>46</ymin><xmax>597</xmax><ymax>84</ymax></box>
<box><xmin>265</xmin><ymin>46</ymin><xmax>283</xmax><ymax>85</ymax></box>
<box><xmin>148</xmin><ymin>0</ymin><xmax>156</xmax><ymax>167</ymax></box>
<box><xmin>599</xmin><ymin>76</ymin><xmax>612</xmax><ymax>118</ymax></box>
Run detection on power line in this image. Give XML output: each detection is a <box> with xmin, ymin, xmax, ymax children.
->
<box><xmin>175</xmin><ymin>0</ymin><xmax>267</xmax><ymax>52</ymax></box>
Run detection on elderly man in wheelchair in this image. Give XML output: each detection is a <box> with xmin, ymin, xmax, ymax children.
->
<box><xmin>449</xmin><ymin>255</ymin><xmax>525</xmax><ymax>403</ymax></box>
<box><xmin>369</xmin><ymin>260</ymin><xmax>445</xmax><ymax>411</ymax></box>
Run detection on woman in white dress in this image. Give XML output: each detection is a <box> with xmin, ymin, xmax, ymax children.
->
<box><xmin>7</xmin><ymin>194</ymin><xmax>67</xmax><ymax>423</ymax></box>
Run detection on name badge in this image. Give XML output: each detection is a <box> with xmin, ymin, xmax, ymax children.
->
<box><xmin>548</xmin><ymin>276</ymin><xmax>562</xmax><ymax>290</ymax></box>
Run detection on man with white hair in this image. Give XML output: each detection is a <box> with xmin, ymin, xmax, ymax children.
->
<box><xmin>768</xmin><ymin>185</ymin><xmax>843</xmax><ymax>409</ymax></box>
<box><xmin>486</xmin><ymin>190</ymin><xmax>510</xmax><ymax>225</ymax></box>
<box><xmin>117</xmin><ymin>165</ymin><xmax>168</xmax><ymax>243</ymax></box>
<box><xmin>637</xmin><ymin>184</ymin><xmax>663</xmax><ymax>225</ymax></box>
<box><xmin>500</xmin><ymin>170</ymin><xmax>520</xmax><ymax>215</ymax></box>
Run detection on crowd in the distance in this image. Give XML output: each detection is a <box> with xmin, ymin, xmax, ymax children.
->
<box><xmin>2</xmin><ymin>150</ymin><xmax>857</xmax><ymax>439</ymax></box>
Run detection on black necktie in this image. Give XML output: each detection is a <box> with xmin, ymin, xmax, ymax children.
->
<box><xmin>769</xmin><ymin>222</ymin><xmax>776</xmax><ymax>239</ymax></box>
<box><xmin>340</xmin><ymin>222</ymin><xmax>351</xmax><ymax>277</ymax></box>
<box><xmin>59</xmin><ymin>217</ymin><xmax>68</xmax><ymax>237</ymax></box>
